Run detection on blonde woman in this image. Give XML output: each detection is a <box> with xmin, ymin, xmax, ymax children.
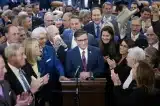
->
<box><xmin>23</xmin><ymin>38</ymin><xmax>49</xmax><ymax>106</ymax></box>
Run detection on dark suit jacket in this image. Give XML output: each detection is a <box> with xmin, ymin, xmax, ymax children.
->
<box><xmin>62</xmin><ymin>29</ymin><xmax>98</xmax><ymax>48</ymax></box>
<box><xmin>0</xmin><ymin>0</ymin><xmax>9</xmax><ymax>7</ymax></box>
<box><xmin>79</xmin><ymin>0</ymin><xmax>93</xmax><ymax>9</ymax></box>
<box><xmin>0</xmin><ymin>81</ymin><xmax>16</xmax><ymax>106</ymax></box>
<box><xmin>114</xmin><ymin>58</ymin><xmax>131</xmax><ymax>84</ymax></box>
<box><xmin>113</xmin><ymin>86</ymin><xmax>160</xmax><ymax>106</ymax></box>
<box><xmin>65</xmin><ymin>46</ymin><xmax>105</xmax><ymax>78</ymax></box>
<box><xmin>45</xmin><ymin>40</ymin><xmax>68</xmax><ymax>67</ymax></box>
<box><xmin>39</xmin><ymin>0</ymin><xmax>52</xmax><ymax>10</ymax></box>
<box><xmin>22</xmin><ymin>61</ymin><xmax>62</xmax><ymax>106</ymax></box>
<box><xmin>4</xmin><ymin>63</ymin><xmax>32</xmax><ymax>95</ymax></box>
<box><xmin>125</xmin><ymin>32</ymin><xmax>148</xmax><ymax>49</ymax></box>
<box><xmin>83</xmin><ymin>22</ymin><xmax>96</xmax><ymax>38</ymax></box>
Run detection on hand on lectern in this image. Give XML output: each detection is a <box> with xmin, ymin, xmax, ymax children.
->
<box><xmin>59</xmin><ymin>76</ymin><xmax>71</xmax><ymax>81</ymax></box>
<box><xmin>80</xmin><ymin>72</ymin><xmax>90</xmax><ymax>80</ymax></box>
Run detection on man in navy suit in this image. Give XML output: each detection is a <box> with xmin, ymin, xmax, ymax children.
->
<box><xmin>65</xmin><ymin>29</ymin><xmax>105</xmax><ymax>80</ymax></box>
<box><xmin>125</xmin><ymin>16</ymin><xmax>148</xmax><ymax>49</ymax></box>
<box><xmin>84</xmin><ymin>7</ymin><xmax>103</xmax><ymax>39</ymax></box>
<box><xmin>62</xmin><ymin>15</ymin><xmax>98</xmax><ymax>49</ymax></box>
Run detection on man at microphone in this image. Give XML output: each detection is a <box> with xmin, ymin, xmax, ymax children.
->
<box><xmin>65</xmin><ymin>29</ymin><xmax>105</xmax><ymax>80</ymax></box>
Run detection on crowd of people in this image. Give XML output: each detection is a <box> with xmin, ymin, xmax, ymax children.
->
<box><xmin>0</xmin><ymin>0</ymin><xmax>160</xmax><ymax>106</ymax></box>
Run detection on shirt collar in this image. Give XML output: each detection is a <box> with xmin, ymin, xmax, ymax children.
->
<box><xmin>8</xmin><ymin>63</ymin><xmax>19</xmax><ymax>75</ymax></box>
<box><xmin>131</xmin><ymin>32</ymin><xmax>140</xmax><ymax>41</ymax></box>
<box><xmin>79</xmin><ymin>47</ymin><xmax>88</xmax><ymax>54</ymax></box>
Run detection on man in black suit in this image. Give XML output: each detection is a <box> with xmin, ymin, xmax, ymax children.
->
<box><xmin>125</xmin><ymin>16</ymin><xmax>148</xmax><ymax>49</ymax></box>
<box><xmin>0</xmin><ymin>55</ymin><xmax>33</xmax><ymax>106</ymax></box>
<box><xmin>4</xmin><ymin>43</ymin><xmax>42</xmax><ymax>96</ymax></box>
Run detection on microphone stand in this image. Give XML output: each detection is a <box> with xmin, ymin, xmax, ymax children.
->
<box><xmin>74</xmin><ymin>66</ymin><xmax>80</xmax><ymax>106</ymax></box>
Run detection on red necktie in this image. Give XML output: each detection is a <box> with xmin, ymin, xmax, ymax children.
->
<box><xmin>82</xmin><ymin>51</ymin><xmax>87</xmax><ymax>72</ymax></box>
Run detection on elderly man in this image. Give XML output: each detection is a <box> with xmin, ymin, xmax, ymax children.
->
<box><xmin>126</xmin><ymin>16</ymin><xmax>148</xmax><ymax>49</ymax></box>
<box><xmin>0</xmin><ymin>55</ymin><xmax>33</xmax><ymax>106</ymax></box>
<box><xmin>44</xmin><ymin>12</ymin><xmax>54</xmax><ymax>27</ymax></box>
<box><xmin>4</xmin><ymin>43</ymin><xmax>42</xmax><ymax>95</ymax></box>
<box><xmin>146</xmin><ymin>26</ymin><xmax>159</xmax><ymax>50</ymax></box>
<box><xmin>46</xmin><ymin>25</ymin><xmax>68</xmax><ymax>66</ymax></box>
<box><xmin>31</xmin><ymin>26</ymin><xmax>67</xmax><ymax>106</ymax></box>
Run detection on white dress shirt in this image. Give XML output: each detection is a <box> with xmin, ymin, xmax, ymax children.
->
<box><xmin>68</xmin><ymin>0</ymin><xmax>72</xmax><ymax>5</ymax></box>
<box><xmin>8</xmin><ymin>63</ymin><xmax>30</xmax><ymax>92</ymax></box>
<box><xmin>79</xmin><ymin>47</ymin><xmax>88</xmax><ymax>64</ymax></box>
<box><xmin>84</xmin><ymin>0</ymin><xmax>88</xmax><ymax>8</ymax></box>
<box><xmin>131</xmin><ymin>33</ymin><xmax>139</xmax><ymax>41</ymax></box>
<box><xmin>71</xmin><ymin>35</ymin><xmax>77</xmax><ymax>49</ymax></box>
<box><xmin>152</xmin><ymin>42</ymin><xmax>159</xmax><ymax>50</ymax></box>
<box><xmin>123</xmin><ymin>69</ymin><xmax>133</xmax><ymax>89</ymax></box>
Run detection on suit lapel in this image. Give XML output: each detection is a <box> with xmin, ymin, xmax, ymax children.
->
<box><xmin>6</xmin><ymin>65</ymin><xmax>24</xmax><ymax>92</ymax></box>
<box><xmin>87</xmin><ymin>46</ymin><xmax>92</xmax><ymax>71</ymax></box>
<box><xmin>91</xmin><ymin>22</ymin><xmax>96</xmax><ymax>37</ymax></box>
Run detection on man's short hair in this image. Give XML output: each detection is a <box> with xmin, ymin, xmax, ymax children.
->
<box><xmin>102</xmin><ymin>2</ymin><xmax>112</xmax><ymax>8</ymax></box>
<box><xmin>5</xmin><ymin>43</ymin><xmax>22</xmax><ymax>59</ymax></box>
<box><xmin>31</xmin><ymin>27</ymin><xmax>47</xmax><ymax>39</ymax></box>
<box><xmin>74</xmin><ymin>29</ymin><xmax>88</xmax><ymax>38</ymax></box>
<box><xmin>91</xmin><ymin>7</ymin><xmax>102</xmax><ymax>15</ymax></box>
<box><xmin>141</xmin><ymin>7</ymin><xmax>151</xmax><ymax>13</ymax></box>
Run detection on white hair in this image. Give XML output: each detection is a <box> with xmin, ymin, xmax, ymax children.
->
<box><xmin>128</xmin><ymin>47</ymin><xmax>146</xmax><ymax>61</ymax></box>
<box><xmin>46</xmin><ymin>25</ymin><xmax>57</xmax><ymax>38</ymax></box>
<box><xmin>31</xmin><ymin>27</ymin><xmax>47</xmax><ymax>39</ymax></box>
<box><xmin>18</xmin><ymin>11</ymin><xmax>28</xmax><ymax>16</ymax></box>
<box><xmin>44</xmin><ymin>12</ymin><xmax>53</xmax><ymax>20</ymax></box>
<box><xmin>5</xmin><ymin>43</ymin><xmax>22</xmax><ymax>59</ymax></box>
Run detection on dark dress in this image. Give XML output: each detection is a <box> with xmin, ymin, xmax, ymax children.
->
<box><xmin>114</xmin><ymin>86</ymin><xmax>160</xmax><ymax>106</ymax></box>
<box><xmin>114</xmin><ymin>57</ymin><xmax>131</xmax><ymax>84</ymax></box>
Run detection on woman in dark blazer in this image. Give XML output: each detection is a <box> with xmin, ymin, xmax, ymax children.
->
<box><xmin>112</xmin><ymin>39</ymin><xmax>135</xmax><ymax>84</ymax></box>
<box><xmin>112</xmin><ymin>61</ymin><xmax>160</xmax><ymax>106</ymax></box>
<box><xmin>99</xmin><ymin>25</ymin><xmax>119</xmax><ymax>106</ymax></box>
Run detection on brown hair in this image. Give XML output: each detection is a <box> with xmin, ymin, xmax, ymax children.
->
<box><xmin>74</xmin><ymin>29</ymin><xmax>88</xmax><ymax>38</ymax></box>
<box><xmin>99</xmin><ymin>26</ymin><xmax>115</xmax><ymax>51</ymax></box>
<box><xmin>136</xmin><ymin>61</ymin><xmax>155</xmax><ymax>92</ymax></box>
<box><xmin>121</xmin><ymin>39</ymin><xmax>135</xmax><ymax>49</ymax></box>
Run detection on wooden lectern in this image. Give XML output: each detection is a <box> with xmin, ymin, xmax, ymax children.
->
<box><xmin>61</xmin><ymin>78</ymin><xmax>106</xmax><ymax>106</ymax></box>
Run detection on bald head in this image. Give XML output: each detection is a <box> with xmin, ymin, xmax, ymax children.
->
<box><xmin>146</xmin><ymin>26</ymin><xmax>158</xmax><ymax>45</ymax></box>
<box><xmin>46</xmin><ymin>25</ymin><xmax>60</xmax><ymax>40</ymax></box>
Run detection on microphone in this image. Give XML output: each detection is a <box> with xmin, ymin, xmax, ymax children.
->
<box><xmin>74</xmin><ymin>66</ymin><xmax>80</xmax><ymax>78</ymax></box>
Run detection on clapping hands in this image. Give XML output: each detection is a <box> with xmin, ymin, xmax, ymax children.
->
<box><xmin>111</xmin><ymin>70</ymin><xmax>121</xmax><ymax>86</ymax></box>
<box><xmin>16</xmin><ymin>92</ymin><xmax>33</xmax><ymax>106</ymax></box>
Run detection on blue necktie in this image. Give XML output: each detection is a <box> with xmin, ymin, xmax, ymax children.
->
<box><xmin>19</xmin><ymin>70</ymin><xmax>30</xmax><ymax>91</ymax></box>
<box><xmin>96</xmin><ymin>25</ymin><xmax>100</xmax><ymax>38</ymax></box>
